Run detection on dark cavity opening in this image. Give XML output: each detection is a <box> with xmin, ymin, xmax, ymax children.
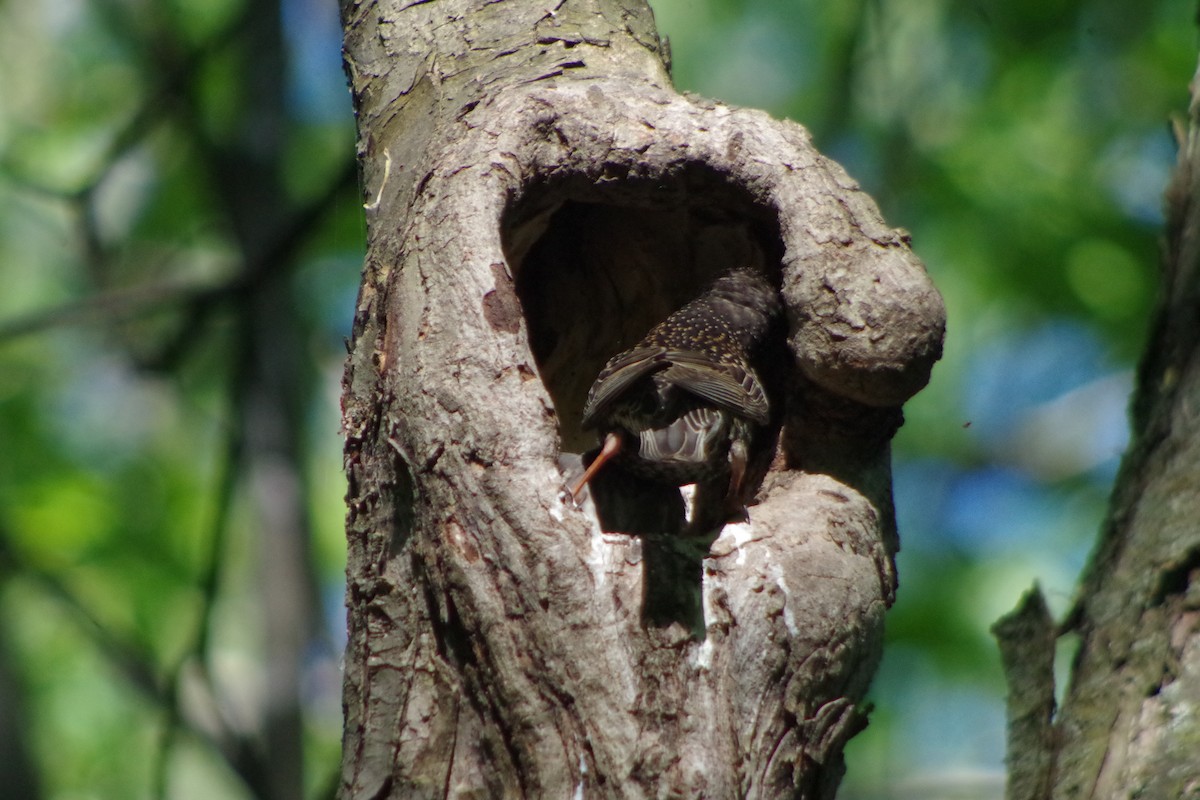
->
<box><xmin>501</xmin><ymin>166</ymin><xmax>785</xmax><ymax>454</ymax></box>
<box><xmin>502</xmin><ymin>167</ymin><xmax>787</xmax><ymax>635</ymax></box>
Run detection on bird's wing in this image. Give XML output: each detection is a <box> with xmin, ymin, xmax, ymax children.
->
<box><xmin>581</xmin><ymin>346</ymin><xmax>669</xmax><ymax>428</ymax></box>
<box><xmin>660</xmin><ymin>351</ymin><xmax>770</xmax><ymax>424</ymax></box>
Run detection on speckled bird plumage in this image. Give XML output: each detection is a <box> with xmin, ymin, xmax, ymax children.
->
<box><xmin>573</xmin><ymin>269</ymin><xmax>780</xmax><ymax>525</ymax></box>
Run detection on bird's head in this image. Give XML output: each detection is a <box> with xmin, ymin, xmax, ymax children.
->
<box><xmin>704</xmin><ymin>269</ymin><xmax>782</xmax><ymax>349</ymax></box>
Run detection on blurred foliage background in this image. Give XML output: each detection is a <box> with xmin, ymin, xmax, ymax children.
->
<box><xmin>0</xmin><ymin>0</ymin><xmax>1193</xmax><ymax>797</ymax></box>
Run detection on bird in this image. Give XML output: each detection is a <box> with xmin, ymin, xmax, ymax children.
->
<box><xmin>569</xmin><ymin>269</ymin><xmax>781</xmax><ymax>531</ymax></box>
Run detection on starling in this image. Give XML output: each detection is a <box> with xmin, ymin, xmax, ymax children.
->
<box><xmin>570</xmin><ymin>269</ymin><xmax>781</xmax><ymax>528</ymax></box>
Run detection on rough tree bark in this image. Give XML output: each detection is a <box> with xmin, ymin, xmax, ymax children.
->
<box><xmin>337</xmin><ymin>2</ymin><xmax>943</xmax><ymax>798</ymax></box>
<box><xmin>993</xmin><ymin>48</ymin><xmax>1200</xmax><ymax>800</ymax></box>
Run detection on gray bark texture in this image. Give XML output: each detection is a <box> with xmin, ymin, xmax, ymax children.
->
<box><xmin>993</xmin><ymin>51</ymin><xmax>1200</xmax><ymax>800</ymax></box>
<box><xmin>337</xmin><ymin>1</ymin><xmax>944</xmax><ymax>798</ymax></box>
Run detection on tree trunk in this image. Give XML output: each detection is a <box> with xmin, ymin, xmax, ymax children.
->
<box><xmin>336</xmin><ymin>1</ymin><xmax>943</xmax><ymax>797</ymax></box>
<box><xmin>993</xmin><ymin>49</ymin><xmax>1200</xmax><ymax>800</ymax></box>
